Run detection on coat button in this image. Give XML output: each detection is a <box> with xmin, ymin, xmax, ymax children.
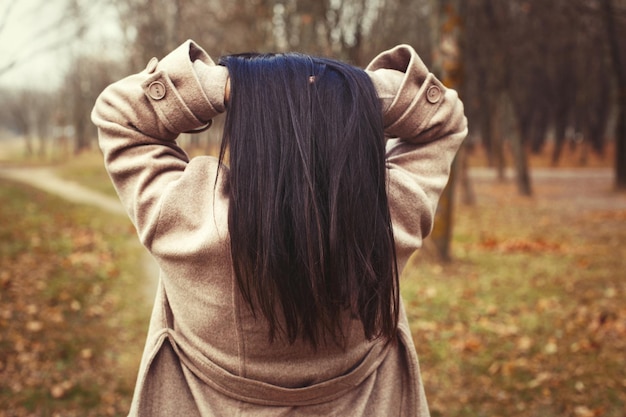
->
<box><xmin>426</xmin><ymin>85</ymin><xmax>442</xmax><ymax>104</ymax></box>
<box><xmin>145</xmin><ymin>57</ymin><xmax>158</xmax><ymax>73</ymax></box>
<box><xmin>148</xmin><ymin>81</ymin><xmax>166</xmax><ymax>100</ymax></box>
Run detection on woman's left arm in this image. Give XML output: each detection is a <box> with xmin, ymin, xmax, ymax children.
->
<box><xmin>366</xmin><ymin>45</ymin><xmax>468</xmax><ymax>263</ymax></box>
<box><xmin>91</xmin><ymin>40</ymin><xmax>228</xmax><ymax>248</ymax></box>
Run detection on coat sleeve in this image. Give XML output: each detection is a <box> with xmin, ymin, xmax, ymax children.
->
<box><xmin>366</xmin><ymin>45</ymin><xmax>468</xmax><ymax>263</ymax></box>
<box><xmin>91</xmin><ymin>40</ymin><xmax>229</xmax><ymax>248</ymax></box>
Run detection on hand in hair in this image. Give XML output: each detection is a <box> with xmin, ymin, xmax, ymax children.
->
<box><xmin>192</xmin><ymin>59</ymin><xmax>230</xmax><ymax>111</ymax></box>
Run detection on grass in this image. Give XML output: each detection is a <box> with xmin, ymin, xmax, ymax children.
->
<box><xmin>402</xmin><ymin>176</ymin><xmax>626</xmax><ymax>416</ymax></box>
<box><xmin>0</xmin><ymin>179</ymin><xmax>149</xmax><ymax>417</ymax></box>
<box><xmin>1</xmin><ymin>147</ymin><xmax>624</xmax><ymax>416</ymax></box>
<box><xmin>55</xmin><ymin>152</ymin><xmax>117</xmax><ymax>197</ymax></box>
<box><xmin>0</xmin><ymin>142</ymin><xmax>117</xmax><ymax>197</ymax></box>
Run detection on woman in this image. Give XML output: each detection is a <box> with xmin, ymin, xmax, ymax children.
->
<box><xmin>92</xmin><ymin>40</ymin><xmax>466</xmax><ymax>416</ymax></box>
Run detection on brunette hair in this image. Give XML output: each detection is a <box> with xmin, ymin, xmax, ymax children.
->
<box><xmin>218</xmin><ymin>53</ymin><xmax>399</xmax><ymax>347</ymax></box>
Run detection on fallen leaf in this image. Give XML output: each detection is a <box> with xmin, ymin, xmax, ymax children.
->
<box><xmin>462</xmin><ymin>336</ymin><xmax>482</xmax><ymax>352</ymax></box>
<box><xmin>80</xmin><ymin>348</ymin><xmax>93</xmax><ymax>360</ymax></box>
<box><xmin>573</xmin><ymin>405</ymin><xmax>595</xmax><ymax>417</ymax></box>
<box><xmin>516</xmin><ymin>336</ymin><xmax>533</xmax><ymax>352</ymax></box>
<box><xmin>50</xmin><ymin>384</ymin><xmax>65</xmax><ymax>399</ymax></box>
<box><xmin>527</xmin><ymin>372</ymin><xmax>552</xmax><ymax>389</ymax></box>
<box><xmin>26</xmin><ymin>321</ymin><xmax>43</xmax><ymax>332</ymax></box>
<box><xmin>544</xmin><ymin>339</ymin><xmax>558</xmax><ymax>354</ymax></box>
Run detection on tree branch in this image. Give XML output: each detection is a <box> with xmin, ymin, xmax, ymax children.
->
<box><xmin>0</xmin><ymin>1</ymin><xmax>18</xmax><ymax>38</ymax></box>
<box><xmin>0</xmin><ymin>0</ymin><xmax>97</xmax><ymax>79</ymax></box>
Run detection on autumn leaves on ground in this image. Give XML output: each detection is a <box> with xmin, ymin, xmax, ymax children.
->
<box><xmin>405</xmin><ymin>167</ymin><xmax>626</xmax><ymax>416</ymax></box>
<box><xmin>1</xmin><ymin>149</ymin><xmax>625</xmax><ymax>416</ymax></box>
<box><xmin>0</xmin><ymin>175</ymin><xmax>149</xmax><ymax>416</ymax></box>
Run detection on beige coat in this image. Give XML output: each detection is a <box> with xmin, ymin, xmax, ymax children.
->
<box><xmin>92</xmin><ymin>40</ymin><xmax>467</xmax><ymax>417</ymax></box>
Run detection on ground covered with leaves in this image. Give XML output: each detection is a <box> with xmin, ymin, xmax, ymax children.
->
<box><xmin>0</xmin><ymin>179</ymin><xmax>149</xmax><ymax>417</ymax></box>
<box><xmin>1</xmin><ymin>155</ymin><xmax>625</xmax><ymax>416</ymax></box>
<box><xmin>403</xmin><ymin>172</ymin><xmax>626</xmax><ymax>416</ymax></box>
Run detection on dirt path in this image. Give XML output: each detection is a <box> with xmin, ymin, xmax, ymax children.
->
<box><xmin>469</xmin><ymin>167</ymin><xmax>626</xmax><ymax>212</ymax></box>
<box><xmin>0</xmin><ymin>167</ymin><xmax>125</xmax><ymax>214</ymax></box>
<box><xmin>2</xmin><ymin>164</ymin><xmax>624</xmax><ymax>302</ymax></box>
<box><xmin>0</xmin><ymin>166</ymin><xmax>159</xmax><ymax>303</ymax></box>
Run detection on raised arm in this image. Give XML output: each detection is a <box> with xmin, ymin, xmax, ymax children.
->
<box><xmin>91</xmin><ymin>40</ymin><xmax>228</xmax><ymax>247</ymax></box>
<box><xmin>366</xmin><ymin>45</ymin><xmax>468</xmax><ymax>265</ymax></box>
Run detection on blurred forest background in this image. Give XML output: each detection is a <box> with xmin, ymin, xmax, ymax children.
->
<box><xmin>1</xmin><ymin>0</ymin><xmax>626</xmax><ymax>416</ymax></box>
<box><xmin>1</xmin><ymin>0</ymin><xmax>625</xmax><ymax>192</ymax></box>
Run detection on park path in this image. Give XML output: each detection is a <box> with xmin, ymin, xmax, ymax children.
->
<box><xmin>0</xmin><ymin>166</ymin><xmax>159</xmax><ymax>303</ymax></box>
<box><xmin>1</xmin><ymin>164</ymin><xmax>624</xmax><ymax>302</ymax></box>
<box><xmin>0</xmin><ymin>167</ymin><xmax>126</xmax><ymax>214</ymax></box>
<box><xmin>469</xmin><ymin>166</ymin><xmax>626</xmax><ymax>212</ymax></box>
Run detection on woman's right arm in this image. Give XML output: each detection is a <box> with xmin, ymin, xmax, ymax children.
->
<box><xmin>366</xmin><ymin>45</ymin><xmax>468</xmax><ymax>263</ymax></box>
<box><xmin>91</xmin><ymin>40</ymin><xmax>228</xmax><ymax>248</ymax></box>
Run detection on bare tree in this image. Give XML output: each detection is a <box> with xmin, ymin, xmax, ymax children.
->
<box><xmin>112</xmin><ymin>0</ymin><xmax>277</xmax><ymax>70</ymax></box>
<box><xmin>428</xmin><ymin>0</ymin><xmax>464</xmax><ymax>261</ymax></box>
<box><xmin>60</xmin><ymin>54</ymin><xmax>124</xmax><ymax>154</ymax></box>
<box><xmin>463</xmin><ymin>0</ymin><xmax>506</xmax><ymax>178</ymax></box>
<box><xmin>0</xmin><ymin>89</ymin><xmax>55</xmax><ymax>157</ymax></box>
<box><xmin>0</xmin><ymin>0</ymin><xmax>91</xmax><ymax>78</ymax></box>
<box><xmin>601</xmin><ymin>0</ymin><xmax>626</xmax><ymax>189</ymax></box>
<box><xmin>364</xmin><ymin>0</ymin><xmax>433</xmax><ymax>65</ymax></box>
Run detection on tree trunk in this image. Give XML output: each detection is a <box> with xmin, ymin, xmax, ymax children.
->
<box><xmin>601</xmin><ymin>0</ymin><xmax>626</xmax><ymax>190</ymax></box>
<box><xmin>429</xmin><ymin>0</ymin><xmax>464</xmax><ymax>262</ymax></box>
<box><xmin>511</xmin><ymin>132</ymin><xmax>532</xmax><ymax>196</ymax></box>
<box><xmin>458</xmin><ymin>144</ymin><xmax>475</xmax><ymax>205</ymax></box>
<box><xmin>530</xmin><ymin>110</ymin><xmax>549</xmax><ymax>155</ymax></box>
<box><xmin>74</xmin><ymin>117</ymin><xmax>90</xmax><ymax>154</ymax></box>
<box><xmin>37</xmin><ymin>135</ymin><xmax>46</xmax><ymax>158</ymax></box>
<box><xmin>430</xmin><ymin>167</ymin><xmax>456</xmax><ymax>261</ymax></box>
<box><xmin>23</xmin><ymin>134</ymin><xmax>34</xmax><ymax>157</ymax></box>
<box><xmin>511</xmin><ymin>100</ymin><xmax>533</xmax><ymax>195</ymax></box>
<box><xmin>615</xmin><ymin>108</ymin><xmax>626</xmax><ymax>189</ymax></box>
<box><xmin>478</xmin><ymin>72</ymin><xmax>494</xmax><ymax>166</ymax></box>
<box><xmin>552</xmin><ymin>111</ymin><xmax>568</xmax><ymax>166</ymax></box>
<box><xmin>492</xmin><ymin>98</ymin><xmax>506</xmax><ymax>180</ymax></box>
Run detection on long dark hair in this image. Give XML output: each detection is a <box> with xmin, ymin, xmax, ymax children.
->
<box><xmin>218</xmin><ymin>52</ymin><xmax>399</xmax><ymax>347</ymax></box>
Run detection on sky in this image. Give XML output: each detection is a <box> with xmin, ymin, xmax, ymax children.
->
<box><xmin>0</xmin><ymin>0</ymin><xmax>122</xmax><ymax>90</ymax></box>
